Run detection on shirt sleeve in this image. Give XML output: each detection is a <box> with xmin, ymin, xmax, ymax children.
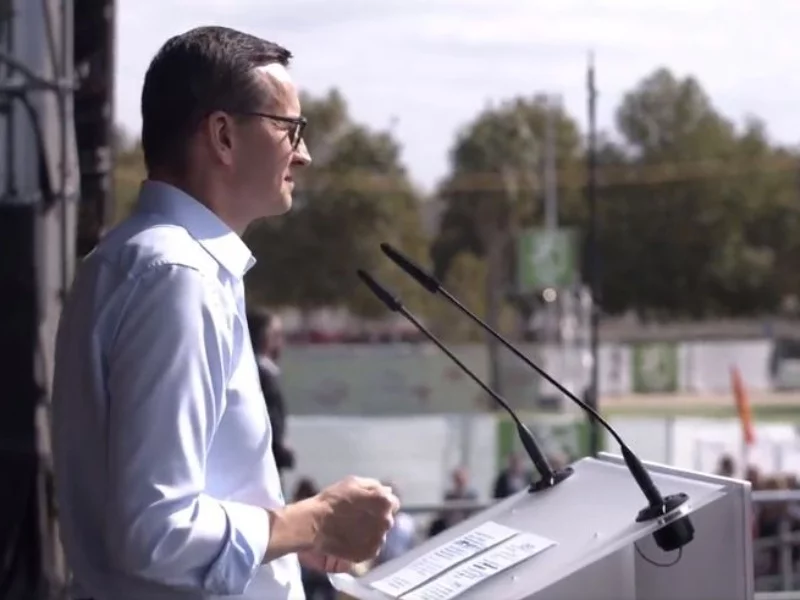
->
<box><xmin>104</xmin><ymin>264</ymin><xmax>271</xmax><ymax>595</ymax></box>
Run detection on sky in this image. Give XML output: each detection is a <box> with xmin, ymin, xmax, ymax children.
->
<box><xmin>115</xmin><ymin>0</ymin><xmax>800</xmax><ymax>191</ymax></box>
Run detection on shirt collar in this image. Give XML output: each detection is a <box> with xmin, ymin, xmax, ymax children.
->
<box><xmin>136</xmin><ymin>180</ymin><xmax>256</xmax><ymax>279</ymax></box>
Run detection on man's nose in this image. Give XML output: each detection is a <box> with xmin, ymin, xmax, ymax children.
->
<box><xmin>293</xmin><ymin>138</ymin><xmax>312</xmax><ymax>166</ymax></box>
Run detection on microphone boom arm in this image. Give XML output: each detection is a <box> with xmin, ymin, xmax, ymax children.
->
<box><xmin>356</xmin><ymin>269</ymin><xmax>573</xmax><ymax>493</ymax></box>
<box><xmin>378</xmin><ymin>243</ymin><xmax>695</xmax><ymax>553</ymax></box>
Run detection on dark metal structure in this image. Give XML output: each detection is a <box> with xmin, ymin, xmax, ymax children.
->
<box><xmin>74</xmin><ymin>0</ymin><xmax>116</xmax><ymax>256</ymax></box>
<box><xmin>0</xmin><ymin>0</ymin><xmax>115</xmax><ymax>597</ymax></box>
<box><xmin>585</xmin><ymin>53</ymin><xmax>601</xmax><ymax>456</ymax></box>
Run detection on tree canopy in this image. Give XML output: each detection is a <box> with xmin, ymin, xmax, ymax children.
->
<box><xmin>242</xmin><ymin>90</ymin><xmax>430</xmax><ymax>318</ymax></box>
<box><xmin>109</xmin><ymin>69</ymin><xmax>800</xmax><ymax>322</ymax></box>
<box><xmin>431</xmin><ymin>68</ymin><xmax>800</xmax><ymax>321</ymax></box>
<box><xmin>594</xmin><ymin>68</ymin><xmax>800</xmax><ymax>318</ymax></box>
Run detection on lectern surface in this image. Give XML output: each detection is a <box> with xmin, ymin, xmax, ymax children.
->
<box><xmin>332</xmin><ymin>455</ymin><xmax>736</xmax><ymax>600</ymax></box>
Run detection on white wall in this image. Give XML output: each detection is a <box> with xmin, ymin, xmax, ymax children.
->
<box><xmin>604</xmin><ymin>416</ymin><xmax>800</xmax><ymax>476</ymax></box>
<box><xmin>283</xmin><ymin>414</ymin><xmax>498</xmax><ymax>506</ymax></box>
<box><xmin>284</xmin><ymin>414</ymin><xmax>800</xmax><ymax>508</ymax></box>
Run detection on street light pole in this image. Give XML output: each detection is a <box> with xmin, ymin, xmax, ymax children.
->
<box><xmin>586</xmin><ymin>52</ymin><xmax>601</xmax><ymax>456</ymax></box>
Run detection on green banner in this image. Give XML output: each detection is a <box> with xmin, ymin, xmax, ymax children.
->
<box><xmin>496</xmin><ymin>413</ymin><xmax>595</xmax><ymax>471</ymax></box>
<box><xmin>516</xmin><ymin>228</ymin><xmax>579</xmax><ymax>292</ymax></box>
<box><xmin>631</xmin><ymin>342</ymin><xmax>678</xmax><ymax>393</ymax></box>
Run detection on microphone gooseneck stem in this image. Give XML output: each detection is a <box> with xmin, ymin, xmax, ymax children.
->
<box><xmin>378</xmin><ymin>243</ymin><xmax>667</xmax><ymax>509</ymax></box>
<box><xmin>376</xmin><ymin>246</ymin><xmax>695</xmax><ymax>551</ymax></box>
<box><xmin>356</xmin><ymin>269</ymin><xmax>566</xmax><ymax>491</ymax></box>
<box><xmin>397</xmin><ymin>306</ymin><xmax>557</xmax><ymax>484</ymax></box>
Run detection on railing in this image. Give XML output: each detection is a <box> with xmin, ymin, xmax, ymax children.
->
<box><xmin>400</xmin><ymin>489</ymin><xmax>800</xmax><ymax>597</ymax></box>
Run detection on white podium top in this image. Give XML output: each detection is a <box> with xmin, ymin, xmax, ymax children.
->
<box><xmin>331</xmin><ymin>454</ymin><xmax>753</xmax><ymax>600</ymax></box>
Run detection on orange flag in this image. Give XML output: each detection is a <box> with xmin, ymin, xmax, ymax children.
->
<box><xmin>731</xmin><ymin>365</ymin><xmax>755</xmax><ymax>446</ymax></box>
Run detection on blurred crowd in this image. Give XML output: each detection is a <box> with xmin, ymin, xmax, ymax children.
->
<box><xmin>716</xmin><ymin>454</ymin><xmax>800</xmax><ymax>587</ymax></box>
<box><xmin>248</xmin><ymin>308</ymin><xmax>800</xmax><ymax>594</ymax></box>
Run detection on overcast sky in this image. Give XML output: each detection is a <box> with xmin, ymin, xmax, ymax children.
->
<box><xmin>115</xmin><ymin>0</ymin><xmax>800</xmax><ymax>190</ymax></box>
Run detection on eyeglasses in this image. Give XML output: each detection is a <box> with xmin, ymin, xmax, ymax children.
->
<box><xmin>241</xmin><ymin>112</ymin><xmax>307</xmax><ymax>150</ymax></box>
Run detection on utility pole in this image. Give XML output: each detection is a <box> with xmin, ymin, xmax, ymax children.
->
<box><xmin>586</xmin><ymin>52</ymin><xmax>601</xmax><ymax>456</ymax></box>
<box><xmin>543</xmin><ymin>95</ymin><xmax>559</xmax><ymax>231</ymax></box>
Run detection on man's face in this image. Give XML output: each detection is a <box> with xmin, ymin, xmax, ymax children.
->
<box><xmin>231</xmin><ymin>64</ymin><xmax>311</xmax><ymax>222</ymax></box>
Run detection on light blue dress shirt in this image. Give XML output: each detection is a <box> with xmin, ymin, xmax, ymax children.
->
<box><xmin>52</xmin><ymin>181</ymin><xmax>304</xmax><ymax>600</ymax></box>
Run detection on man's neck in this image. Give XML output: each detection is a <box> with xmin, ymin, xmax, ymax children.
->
<box><xmin>147</xmin><ymin>171</ymin><xmax>248</xmax><ymax>235</ymax></box>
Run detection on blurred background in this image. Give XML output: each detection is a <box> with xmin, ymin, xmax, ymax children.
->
<box><xmin>4</xmin><ymin>0</ymin><xmax>800</xmax><ymax>597</ymax></box>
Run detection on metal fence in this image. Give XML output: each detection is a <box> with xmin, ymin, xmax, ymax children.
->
<box><xmin>400</xmin><ymin>489</ymin><xmax>800</xmax><ymax>598</ymax></box>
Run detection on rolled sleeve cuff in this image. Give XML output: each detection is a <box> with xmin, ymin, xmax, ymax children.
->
<box><xmin>203</xmin><ymin>500</ymin><xmax>271</xmax><ymax>595</ymax></box>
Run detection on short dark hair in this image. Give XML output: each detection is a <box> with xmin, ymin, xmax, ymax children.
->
<box><xmin>141</xmin><ymin>26</ymin><xmax>292</xmax><ymax>174</ymax></box>
<box><xmin>246</xmin><ymin>306</ymin><xmax>274</xmax><ymax>354</ymax></box>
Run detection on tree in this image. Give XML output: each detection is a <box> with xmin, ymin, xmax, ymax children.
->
<box><xmin>244</xmin><ymin>89</ymin><xmax>431</xmax><ymax>318</ymax></box>
<box><xmin>597</xmin><ymin>68</ymin><xmax>800</xmax><ymax>318</ymax></box>
<box><xmin>431</xmin><ymin>96</ymin><xmax>584</xmax><ymax>389</ymax></box>
<box><xmin>113</xmin><ymin>129</ymin><xmax>145</xmax><ymax>225</ymax></box>
<box><xmin>425</xmin><ymin>251</ymin><xmax>518</xmax><ymax>342</ymax></box>
<box><xmin>433</xmin><ymin>96</ymin><xmax>584</xmax><ymax>280</ymax></box>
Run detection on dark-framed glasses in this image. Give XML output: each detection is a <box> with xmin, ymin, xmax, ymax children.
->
<box><xmin>243</xmin><ymin>112</ymin><xmax>307</xmax><ymax>150</ymax></box>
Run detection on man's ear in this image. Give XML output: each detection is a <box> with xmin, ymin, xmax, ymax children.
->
<box><xmin>205</xmin><ymin>110</ymin><xmax>237</xmax><ymax>166</ymax></box>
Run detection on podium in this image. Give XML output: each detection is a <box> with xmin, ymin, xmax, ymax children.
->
<box><xmin>330</xmin><ymin>453</ymin><xmax>754</xmax><ymax>600</ymax></box>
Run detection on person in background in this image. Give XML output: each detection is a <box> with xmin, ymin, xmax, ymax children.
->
<box><xmin>293</xmin><ymin>477</ymin><xmax>318</xmax><ymax>504</ymax></box>
<box><xmin>429</xmin><ymin>467</ymin><xmax>478</xmax><ymax>538</ymax></box>
<box><xmin>248</xmin><ymin>308</ymin><xmax>295</xmax><ymax>479</ymax></box>
<box><xmin>492</xmin><ymin>453</ymin><xmax>533</xmax><ymax>499</ymax></box>
<box><xmin>373</xmin><ymin>482</ymin><xmax>416</xmax><ymax>566</ymax></box>
<box><xmin>716</xmin><ymin>454</ymin><xmax>736</xmax><ymax>478</ymax></box>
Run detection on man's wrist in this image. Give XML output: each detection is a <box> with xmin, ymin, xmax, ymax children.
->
<box><xmin>263</xmin><ymin>498</ymin><xmax>323</xmax><ymax>563</ymax></box>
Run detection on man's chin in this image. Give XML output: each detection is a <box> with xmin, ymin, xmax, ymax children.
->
<box><xmin>261</xmin><ymin>195</ymin><xmax>292</xmax><ymax>218</ymax></box>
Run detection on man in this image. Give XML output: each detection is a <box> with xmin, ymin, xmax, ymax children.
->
<box><xmin>247</xmin><ymin>309</ymin><xmax>294</xmax><ymax>478</ymax></box>
<box><xmin>716</xmin><ymin>454</ymin><xmax>736</xmax><ymax>478</ymax></box>
<box><xmin>51</xmin><ymin>26</ymin><xmax>398</xmax><ymax>600</ymax></box>
<box><xmin>428</xmin><ymin>467</ymin><xmax>478</xmax><ymax>537</ymax></box>
<box><xmin>492</xmin><ymin>453</ymin><xmax>532</xmax><ymax>499</ymax></box>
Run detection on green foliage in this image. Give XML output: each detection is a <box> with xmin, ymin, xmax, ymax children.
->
<box><xmin>109</xmin><ymin>68</ymin><xmax>800</xmax><ymax>321</ymax></box>
<box><xmin>432</xmin><ymin>95</ymin><xmax>584</xmax><ymax>280</ymax></box>
<box><xmin>113</xmin><ymin>140</ymin><xmax>145</xmax><ymax>225</ymax></box>
<box><xmin>425</xmin><ymin>252</ymin><xmax>518</xmax><ymax>342</ymax></box>
<box><xmin>595</xmin><ymin>68</ymin><xmax>800</xmax><ymax>318</ymax></box>
<box><xmin>243</xmin><ymin>90</ymin><xmax>431</xmax><ymax>317</ymax></box>
<box><xmin>432</xmin><ymin>68</ymin><xmax>800</xmax><ymax>320</ymax></box>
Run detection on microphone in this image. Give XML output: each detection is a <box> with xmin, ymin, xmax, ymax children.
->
<box><xmin>379</xmin><ymin>243</ymin><xmax>694</xmax><ymax>553</ymax></box>
<box><xmin>356</xmin><ymin>269</ymin><xmax>574</xmax><ymax>493</ymax></box>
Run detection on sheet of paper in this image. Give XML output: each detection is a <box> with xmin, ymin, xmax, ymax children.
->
<box><xmin>400</xmin><ymin>532</ymin><xmax>557</xmax><ymax>600</ymax></box>
<box><xmin>369</xmin><ymin>521</ymin><xmax>520</xmax><ymax>598</ymax></box>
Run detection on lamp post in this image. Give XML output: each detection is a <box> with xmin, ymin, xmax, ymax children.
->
<box><xmin>586</xmin><ymin>52</ymin><xmax>601</xmax><ymax>456</ymax></box>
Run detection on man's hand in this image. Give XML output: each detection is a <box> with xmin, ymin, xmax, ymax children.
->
<box><xmin>298</xmin><ymin>549</ymin><xmax>353</xmax><ymax>574</ymax></box>
<box><xmin>311</xmin><ymin>476</ymin><xmax>400</xmax><ymax>563</ymax></box>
